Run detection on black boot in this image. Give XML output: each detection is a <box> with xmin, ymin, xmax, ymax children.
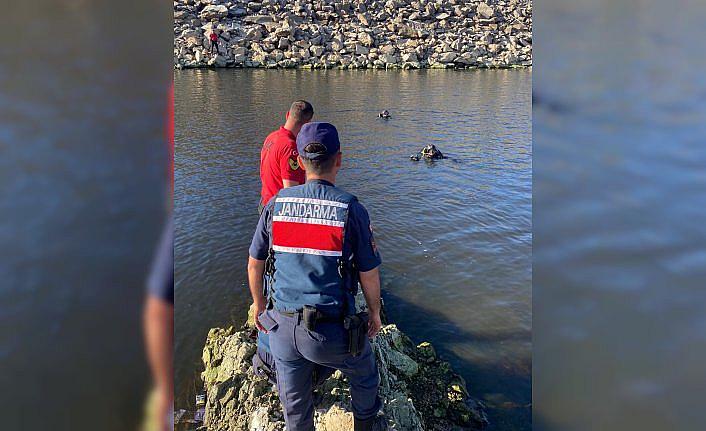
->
<box><xmin>354</xmin><ymin>415</ymin><xmax>388</xmax><ymax>431</ymax></box>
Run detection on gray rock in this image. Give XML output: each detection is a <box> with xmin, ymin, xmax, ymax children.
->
<box><xmin>229</xmin><ymin>7</ymin><xmax>248</xmax><ymax>18</ymax></box>
<box><xmin>438</xmin><ymin>51</ymin><xmax>458</xmax><ymax>63</ymax></box>
<box><xmin>200</xmin><ymin>5</ymin><xmax>228</xmax><ymax>20</ymax></box>
<box><xmin>207</xmin><ymin>54</ymin><xmax>228</xmax><ymax>67</ymax></box>
<box><xmin>243</xmin><ymin>15</ymin><xmax>274</xmax><ymax>24</ymax></box>
<box><xmin>173</xmin><ymin>0</ymin><xmax>532</xmax><ymax>69</ymax></box>
<box><xmin>401</xmin><ymin>51</ymin><xmax>418</xmax><ymax>62</ymax></box>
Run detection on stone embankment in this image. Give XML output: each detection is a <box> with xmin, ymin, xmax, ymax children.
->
<box><xmin>174</xmin><ymin>0</ymin><xmax>532</xmax><ymax>69</ymax></box>
<box><xmin>182</xmin><ymin>298</ymin><xmax>488</xmax><ymax>430</ymax></box>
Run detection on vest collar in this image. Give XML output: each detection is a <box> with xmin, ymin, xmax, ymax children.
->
<box><xmin>307</xmin><ymin>179</ymin><xmax>334</xmax><ymax>187</ymax></box>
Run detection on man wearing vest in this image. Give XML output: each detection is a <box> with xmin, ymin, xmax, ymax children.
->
<box><xmin>248</xmin><ymin>122</ymin><xmax>387</xmax><ymax>431</ymax></box>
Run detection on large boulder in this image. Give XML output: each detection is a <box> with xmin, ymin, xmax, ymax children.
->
<box><xmin>200</xmin><ymin>5</ymin><xmax>228</xmax><ymax>20</ymax></box>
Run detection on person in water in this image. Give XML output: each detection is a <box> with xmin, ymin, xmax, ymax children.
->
<box><xmin>421</xmin><ymin>144</ymin><xmax>443</xmax><ymax>159</ymax></box>
<box><xmin>411</xmin><ymin>144</ymin><xmax>444</xmax><ymax>161</ymax></box>
<box><xmin>378</xmin><ymin>110</ymin><xmax>390</xmax><ymax>119</ymax></box>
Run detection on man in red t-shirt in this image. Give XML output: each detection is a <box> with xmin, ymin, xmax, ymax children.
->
<box><xmin>209</xmin><ymin>30</ymin><xmax>218</xmax><ymax>55</ymax></box>
<box><xmin>258</xmin><ymin>100</ymin><xmax>314</xmax><ymax>213</ymax></box>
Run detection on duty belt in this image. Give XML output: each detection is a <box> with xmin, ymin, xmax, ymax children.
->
<box><xmin>279</xmin><ymin>306</ymin><xmax>344</xmax><ymax>331</ymax></box>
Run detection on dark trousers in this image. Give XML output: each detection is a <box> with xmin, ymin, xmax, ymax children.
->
<box><xmin>210</xmin><ymin>40</ymin><xmax>218</xmax><ymax>54</ymax></box>
<box><xmin>259</xmin><ymin>310</ymin><xmax>381</xmax><ymax>431</ymax></box>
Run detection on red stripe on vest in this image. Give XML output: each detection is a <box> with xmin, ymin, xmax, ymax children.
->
<box><xmin>273</xmin><ymin>221</ymin><xmax>343</xmax><ymax>252</ymax></box>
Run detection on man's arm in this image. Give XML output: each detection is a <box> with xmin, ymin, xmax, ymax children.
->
<box><xmin>143</xmin><ymin>296</ymin><xmax>173</xmax><ymax>430</ymax></box>
<box><xmin>247</xmin><ymin>257</ymin><xmax>267</xmax><ymax>332</ymax></box>
<box><xmin>359</xmin><ymin>267</ymin><xmax>382</xmax><ymax>337</ymax></box>
<box><xmin>280</xmin><ymin>146</ymin><xmax>305</xmax><ymax>187</ymax></box>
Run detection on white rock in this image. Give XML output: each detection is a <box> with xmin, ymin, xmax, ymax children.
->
<box><xmin>310</xmin><ymin>45</ymin><xmax>325</xmax><ymax>57</ymax></box>
<box><xmin>477</xmin><ymin>3</ymin><xmax>495</xmax><ymax>19</ymax></box>
<box><xmin>401</xmin><ymin>52</ymin><xmax>417</xmax><ymax>62</ymax></box>
<box><xmin>200</xmin><ymin>5</ymin><xmax>228</xmax><ymax>20</ymax></box>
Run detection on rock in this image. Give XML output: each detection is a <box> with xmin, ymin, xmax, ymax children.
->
<box><xmin>438</xmin><ymin>51</ymin><xmax>458</xmax><ymax>63</ymax></box>
<box><xmin>229</xmin><ymin>7</ymin><xmax>247</xmax><ymax>18</ymax></box>
<box><xmin>173</xmin><ymin>0</ymin><xmax>532</xmax><ymax>69</ymax></box>
<box><xmin>200</xmin><ymin>5</ymin><xmax>228</xmax><ymax>20</ymax></box>
<box><xmin>401</xmin><ymin>51</ymin><xmax>418</xmax><ymax>62</ymax></box>
<box><xmin>477</xmin><ymin>3</ymin><xmax>495</xmax><ymax>19</ymax></box>
<box><xmin>358</xmin><ymin>32</ymin><xmax>375</xmax><ymax>47</ymax></box>
<box><xmin>355</xmin><ymin>44</ymin><xmax>369</xmax><ymax>55</ymax></box>
<box><xmin>309</xmin><ymin>45</ymin><xmax>325</xmax><ymax>57</ymax></box>
<box><xmin>186</xmin><ymin>292</ymin><xmax>489</xmax><ymax>431</ymax></box>
<box><xmin>416</xmin><ymin>341</ymin><xmax>437</xmax><ymax>362</ymax></box>
<box><xmin>243</xmin><ymin>15</ymin><xmax>274</xmax><ymax>24</ymax></box>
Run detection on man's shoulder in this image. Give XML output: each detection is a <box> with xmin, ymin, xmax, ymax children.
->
<box><xmin>266</xmin><ymin>128</ymin><xmax>295</xmax><ymax>145</ymax></box>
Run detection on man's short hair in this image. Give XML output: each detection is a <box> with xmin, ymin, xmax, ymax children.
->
<box><xmin>288</xmin><ymin>100</ymin><xmax>314</xmax><ymax>124</ymax></box>
<box><xmin>300</xmin><ymin>143</ymin><xmax>337</xmax><ymax>174</ymax></box>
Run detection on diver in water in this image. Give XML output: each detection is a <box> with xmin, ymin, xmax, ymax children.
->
<box><xmin>378</xmin><ymin>110</ymin><xmax>390</xmax><ymax>119</ymax></box>
<box><xmin>410</xmin><ymin>144</ymin><xmax>444</xmax><ymax>161</ymax></box>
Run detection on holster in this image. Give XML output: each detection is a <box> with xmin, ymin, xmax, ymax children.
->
<box><xmin>343</xmin><ymin>312</ymin><xmax>369</xmax><ymax>357</ymax></box>
<box><xmin>302</xmin><ymin>305</ymin><xmax>320</xmax><ymax>331</ymax></box>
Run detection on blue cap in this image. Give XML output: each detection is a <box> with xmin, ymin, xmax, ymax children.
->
<box><xmin>296</xmin><ymin>122</ymin><xmax>340</xmax><ymax>160</ymax></box>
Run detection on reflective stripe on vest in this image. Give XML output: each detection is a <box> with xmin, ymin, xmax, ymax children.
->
<box><xmin>272</xmin><ymin>197</ymin><xmax>349</xmax><ymax>257</ymax></box>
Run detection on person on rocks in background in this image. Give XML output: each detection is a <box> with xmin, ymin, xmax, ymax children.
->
<box><xmin>258</xmin><ymin>100</ymin><xmax>314</xmax><ymax>214</ymax></box>
<box><xmin>209</xmin><ymin>29</ymin><xmax>219</xmax><ymax>55</ymax></box>
<box><xmin>248</xmin><ymin>122</ymin><xmax>388</xmax><ymax>431</ymax></box>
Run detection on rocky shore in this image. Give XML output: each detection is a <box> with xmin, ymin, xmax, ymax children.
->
<box><xmin>174</xmin><ymin>0</ymin><xmax>532</xmax><ymax>69</ymax></box>
<box><xmin>181</xmin><ymin>298</ymin><xmax>488</xmax><ymax>430</ymax></box>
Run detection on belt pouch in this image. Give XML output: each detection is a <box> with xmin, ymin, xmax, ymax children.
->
<box><xmin>302</xmin><ymin>305</ymin><xmax>318</xmax><ymax>331</ymax></box>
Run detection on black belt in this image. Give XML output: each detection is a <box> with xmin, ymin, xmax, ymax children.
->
<box><xmin>279</xmin><ymin>309</ymin><xmax>343</xmax><ymax>322</ymax></box>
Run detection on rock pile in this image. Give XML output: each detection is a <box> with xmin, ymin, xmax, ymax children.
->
<box><xmin>195</xmin><ymin>324</ymin><xmax>487</xmax><ymax>430</ymax></box>
<box><xmin>174</xmin><ymin>0</ymin><xmax>532</xmax><ymax>69</ymax></box>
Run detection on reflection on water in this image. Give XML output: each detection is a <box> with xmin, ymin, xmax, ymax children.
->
<box><xmin>534</xmin><ymin>1</ymin><xmax>706</xmax><ymax>430</ymax></box>
<box><xmin>175</xmin><ymin>68</ymin><xmax>531</xmax><ymax>430</ymax></box>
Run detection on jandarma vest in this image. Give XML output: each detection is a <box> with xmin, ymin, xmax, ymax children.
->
<box><xmin>266</xmin><ymin>180</ymin><xmax>358</xmax><ymax>315</ymax></box>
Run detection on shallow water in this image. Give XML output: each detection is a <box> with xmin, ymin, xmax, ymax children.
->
<box><xmin>174</xmin><ymin>68</ymin><xmax>532</xmax><ymax>430</ymax></box>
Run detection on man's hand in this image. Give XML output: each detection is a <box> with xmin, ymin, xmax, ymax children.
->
<box><xmin>247</xmin><ymin>257</ymin><xmax>267</xmax><ymax>331</ymax></box>
<box><xmin>368</xmin><ymin>310</ymin><xmax>382</xmax><ymax>338</ymax></box>
<box><xmin>253</xmin><ymin>301</ymin><xmax>267</xmax><ymax>333</ymax></box>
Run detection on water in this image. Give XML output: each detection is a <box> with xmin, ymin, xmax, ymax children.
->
<box><xmin>533</xmin><ymin>1</ymin><xmax>706</xmax><ymax>430</ymax></box>
<box><xmin>0</xmin><ymin>3</ymin><xmax>168</xmax><ymax>429</ymax></box>
<box><xmin>174</xmin><ymin>68</ymin><xmax>532</xmax><ymax>430</ymax></box>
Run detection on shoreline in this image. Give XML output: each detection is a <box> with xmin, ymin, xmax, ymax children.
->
<box><xmin>174</xmin><ymin>0</ymin><xmax>532</xmax><ymax>70</ymax></box>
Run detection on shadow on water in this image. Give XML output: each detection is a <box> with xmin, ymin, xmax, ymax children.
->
<box><xmin>381</xmin><ymin>289</ymin><xmax>532</xmax><ymax>431</ymax></box>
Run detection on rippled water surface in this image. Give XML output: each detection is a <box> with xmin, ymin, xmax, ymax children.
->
<box><xmin>534</xmin><ymin>1</ymin><xmax>706</xmax><ymax>430</ymax></box>
<box><xmin>175</xmin><ymin>69</ymin><xmax>531</xmax><ymax>429</ymax></box>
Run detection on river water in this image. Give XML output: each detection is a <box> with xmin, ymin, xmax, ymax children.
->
<box><xmin>174</xmin><ymin>68</ymin><xmax>532</xmax><ymax>430</ymax></box>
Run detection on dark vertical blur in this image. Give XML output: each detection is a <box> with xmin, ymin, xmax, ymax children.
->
<box><xmin>0</xmin><ymin>1</ymin><xmax>171</xmax><ymax>430</ymax></box>
<box><xmin>534</xmin><ymin>0</ymin><xmax>706</xmax><ymax>430</ymax></box>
